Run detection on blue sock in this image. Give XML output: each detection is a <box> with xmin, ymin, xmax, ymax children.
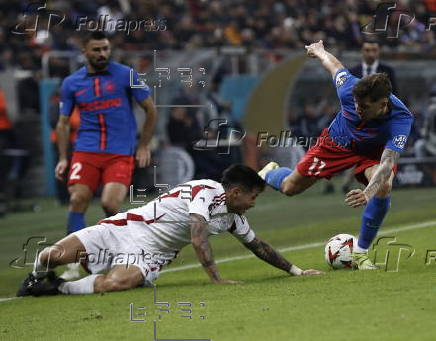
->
<box><xmin>67</xmin><ymin>212</ymin><xmax>86</xmax><ymax>234</ymax></box>
<box><xmin>358</xmin><ymin>196</ymin><xmax>391</xmax><ymax>250</ymax></box>
<box><xmin>265</xmin><ymin>167</ymin><xmax>292</xmax><ymax>191</ymax></box>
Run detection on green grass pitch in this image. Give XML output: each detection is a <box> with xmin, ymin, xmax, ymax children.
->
<box><xmin>0</xmin><ymin>185</ymin><xmax>435</xmax><ymax>340</ymax></box>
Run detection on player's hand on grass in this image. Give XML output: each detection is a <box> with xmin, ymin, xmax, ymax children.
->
<box><xmin>213</xmin><ymin>279</ymin><xmax>243</xmax><ymax>284</ymax></box>
<box><xmin>301</xmin><ymin>269</ymin><xmax>325</xmax><ymax>275</ymax></box>
<box><xmin>135</xmin><ymin>145</ymin><xmax>151</xmax><ymax>168</ymax></box>
<box><xmin>345</xmin><ymin>189</ymin><xmax>369</xmax><ymax>208</ymax></box>
<box><xmin>305</xmin><ymin>40</ymin><xmax>325</xmax><ymax>58</ymax></box>
<box><xmin>55</xmin><ymin>159</ymin><xmax>68</xmax><ymax>181</ymax></box>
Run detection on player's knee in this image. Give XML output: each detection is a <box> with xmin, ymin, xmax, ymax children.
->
<box><xmin>69</xmin><ymin>191</ymin><xmax>90</xmax><ymax>209</ymax></box>
<box><xmin>101</xmin><ymin>198</ymin><xmax>120</xmax><ymax>217</ymax></box>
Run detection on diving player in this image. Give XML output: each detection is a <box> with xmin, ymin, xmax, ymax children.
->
<box><xmin>259</xmin><ymin>41</ymin><xmax>413</xmax><ymax>270</ymax></box>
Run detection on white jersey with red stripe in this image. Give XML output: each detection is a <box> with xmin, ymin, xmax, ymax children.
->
<box><xmin>99</xmin><ymin>179</ymin><xmax>255</xmax><ymax>254</ymax></box>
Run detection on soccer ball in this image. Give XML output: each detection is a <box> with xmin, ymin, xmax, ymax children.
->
<box><xmin>324</xmin><ymin>234</ymin><xmax>357</xmax><ymax>269</ymax></box>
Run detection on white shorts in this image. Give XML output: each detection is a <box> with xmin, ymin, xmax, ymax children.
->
<box><xmin>72</xmin><ymin>224</ymin><xmax>175</xmax><ymax>285</ymax></box>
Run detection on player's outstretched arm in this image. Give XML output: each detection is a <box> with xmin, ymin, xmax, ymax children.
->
<box><xmin>305</xmin><ymin>40</ymin><xmax>344</xmax><ymax>78</ymax></box>
<box><xmin>243</xmin><ymin>237</ymin><xmax>324</xmax><ymax>276</ymax></box>
<box><xmin>136</xmin><ymin>97</ymin><xmax>157</xmax><ymax>168</ymax></box>
<box><xmin>190</xmin><ymin>214</ymin><xmax>241</xmax><ymax>284</ymax></box>
<box><xmin>345</xmin><ymin>148</ymin><xmax>399</xmax><ymax>207</ymax></box>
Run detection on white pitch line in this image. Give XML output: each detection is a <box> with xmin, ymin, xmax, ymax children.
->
<box><xmin>0</xmin><ymin>297</ymin><xmax>21</xmax><ymax>302</ymax></box>
<box><xmin>1</xmin><ymin>219</ymin><xmax>435</xmax><ymax>303</ymax></box>
<box><xmin>161</xmin><ymin>219</ymin><xmax>436</xmax><ymax>274</ymax></box>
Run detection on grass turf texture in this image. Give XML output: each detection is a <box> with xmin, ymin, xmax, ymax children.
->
<box><xmin>0</xmin><ymin>185</ymin><xmax>435</xmax><ymax>340</ymax></box>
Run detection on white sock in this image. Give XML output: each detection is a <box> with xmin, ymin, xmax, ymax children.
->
<box><xmin>58</xmin><ymin>274</ymin><xmax>101</xmax><ymax>294</ymax></box>
<box><xmin>354</xmin><ymin>244</ymin><xmax>368</xmax><ymax>253</ymax></box>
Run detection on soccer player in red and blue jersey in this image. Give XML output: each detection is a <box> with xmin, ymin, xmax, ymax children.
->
<box><xmin>54</xmin><ymin>32</ymin><xmax>157</xmax><ymax>278</ymax></box>
<box><xmin>259</xmin><ymin>40</ymin><xmax>414</xmax><ymax>270</ymax></box>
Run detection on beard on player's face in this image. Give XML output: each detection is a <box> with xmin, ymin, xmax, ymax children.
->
<box><xmin>89</xmin><ymin>56</ymin><xmax>109</xmax><ymax>71</ymax></box>
<box><xmin>84</xmin><ymin>39</ymin><xmax>111</xmax><ymax>72</ymax></box>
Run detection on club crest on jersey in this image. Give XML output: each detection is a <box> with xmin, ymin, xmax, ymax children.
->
<box><xmin>335</xmin><ymin>71</ymin><xmax>348</xmax><ymax>87</ymax></box>
<box><xmin>392</xmin><ymin>135</ymin><xmax>407</xmax><ymax>149</ymax></box>
<box><xmin>104</xmin><ymin>81</ymin><xmax>116</xmax><ymax>93</ymax></box>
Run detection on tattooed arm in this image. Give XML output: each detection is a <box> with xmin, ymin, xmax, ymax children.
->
<box><xmin>345</xmin><ymin>148</ymin><xmax>399</xmax><ymax>207</ymax></box>
<box><xmin>364</xmin><ymin>148</ymin><xmax>399</xmax><ymax>198</ymax></box>
<box><xmin>190</xmin><ymin>214</ymin><xmax>240</xmax><ymax>284</ymax></box>
<box><xmin>244</xmin><ymin>237</ymin><xmax>324</xmax><ymax>276</ymax></box>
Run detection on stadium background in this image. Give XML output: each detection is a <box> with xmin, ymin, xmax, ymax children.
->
<box><xmin>0</xmin><ymin>1</ymin><xmax>436</xmax><ymax>340</ymax></box>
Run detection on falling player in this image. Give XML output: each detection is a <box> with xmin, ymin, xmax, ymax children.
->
<box><xmin>17</xmin><ymin>165</ymin><xmax>323</xmax><ymax>296</ymax></box>
<box><xmin>54</xmin><ymin>32</ymin><xmax>157</xmax><ymax>279</ymax></box>
<box><xmin>259</xmin><ymin>41</ymin><xmax>413</xmax><ymax>270</ymax></box>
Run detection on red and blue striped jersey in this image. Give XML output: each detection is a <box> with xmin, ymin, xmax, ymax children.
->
<box><xmin>60</xmin><ymin>61</ymin><xmax>151</xmax><ymax>155</ymax></box>
<box><xmin>328</xmin><ymin>68</ymin><xmax>413</xmax><ymax>154</ymax></box>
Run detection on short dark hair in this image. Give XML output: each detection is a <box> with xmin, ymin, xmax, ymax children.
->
<box><xmin>362</xmin><ymin>38</ymin><xmax>380</xmax><ymax>46</ymax></box>
<box><xmin>221</xmin><ymin>164</ymin><xmax>265</xmax><ymax>192</ymax></box>
<box><xmin>83</xmin><ymin>31</ymin><xmax>108</xmax><ymax>46</ymax></box>
<box><xmin>352</xmin><ymin>73</ymin><xmax>392</xmax><ymax>102</ymax></box>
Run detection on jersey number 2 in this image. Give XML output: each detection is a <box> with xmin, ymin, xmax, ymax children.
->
<box><xmin>308</xmin><ymin>157</ymin><xmax>326</xmax><ymax>176</ymax></box>
<box><xmin>70</xmin><ymin>162</ymin><xmax>82</xmax><ymax>180</ymax></box>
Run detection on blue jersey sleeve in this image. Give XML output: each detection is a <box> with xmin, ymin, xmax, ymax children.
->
<box><xmin>59</xmin><ymin>78</ymin><xmax>75</xmax><ymax>116</ymax></box>
<box><xmin>129</xmin><ymin>69</ymin><xmax>151</xmax><ymax>102</ymax></box>
<box><xmin>334</xmin><ymin>68</ymin><xmax>359</xmax><ymax>113</ymax></box>
<box><xmin>385</xmin><ymin>113</ymin><xmax>413</xmax><ymax>153</ymax></box>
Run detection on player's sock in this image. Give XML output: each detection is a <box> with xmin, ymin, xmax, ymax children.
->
<box><xmin>356</xmin><ymin>196</ymin><xmax>391</xmax><ymax>252</ymax></box>
<box><xmin>58</xmin><ymin>274</ymin><xmax>101</xmax><ymax>294</ymax></box>
<box><xmin>67</xmin><ymin>211</ymin><xmax>86</xmax><ymax>234</ymax></box>
<box><xmin>264</xmin><ymin>167</ymin><xmax>292</xmax><ymax>191</ymax></box>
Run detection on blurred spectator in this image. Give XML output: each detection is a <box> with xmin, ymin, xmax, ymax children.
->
<box><xmin>166</xmin><ymin>105</ymin><xmax>223</xmax><ymax>180</ymax></box>
<box><xmin>202</xmin><ymin>75</ymin><xmax>232</xmax><ymax>128</ymax></box>
<box><xmin>167</xmin><ymin>81</ymin><xmax>236</xmax><ymax>181</ymax></box>
<box><xmin>0</xmin><ymin>87</ymin><xmax>29</xmax><ymax>216</ymax></box>
<box><xmin>414</xmin><ymin>86</ymin><xmax>436</xmax><ymax>158</ymax></box>
<box><xmin>290</xmin><ymin>100</ymin><xmax>326</xmax><ymax>148</ymax></box>
<box><xmin>350</xmin><ymin>40</ymin><xmax>399</xmax><ymax>95</ymax></box>
<box><xmin>167</xmin><ymin>106</ymin><xmax>201</xmax><ymax>152</ymax></box>
<box><xmin>2</xmin><ymin>0</ymin><xmax>435</xmax><ymax>69</ymax></box>
<box><xmin>0</xmin><ymin>87</ymin><xmax>13</xmax><ymax>216</ymax></box>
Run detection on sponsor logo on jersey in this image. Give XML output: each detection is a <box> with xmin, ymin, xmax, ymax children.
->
<box><xmin>78</xmin><ymin>98</ymin><xmax>122</xmax><ymax>111</ymax></box>
<box><xmin>392</xmin><ymin>134</ymin><xmax>407</xmax><ymax>149</ymax></box>
<box><xmin>336</xmin><ymin>71</ymin><xmax>348</xmax><ymax>87</ymax></box>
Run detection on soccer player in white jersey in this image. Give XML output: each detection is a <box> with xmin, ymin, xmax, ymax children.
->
<box><xmin>18</xmin><ymin>165</ymin><xmax>323</xmax><ymax>296</ymax></box>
